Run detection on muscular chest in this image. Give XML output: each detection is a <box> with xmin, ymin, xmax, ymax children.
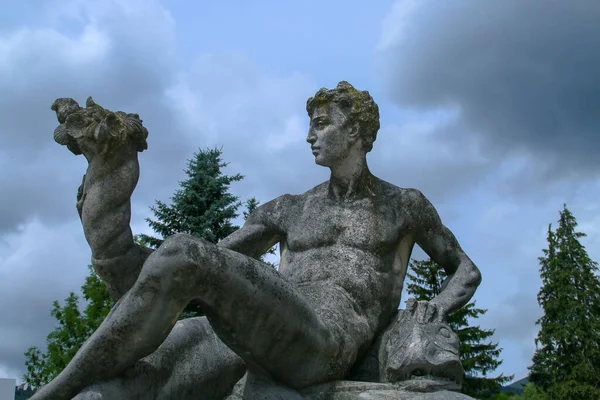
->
<box><xmin>286</xmin><ymin>197</ymin><xmax>401</xmax><ymax>254</ymax></box>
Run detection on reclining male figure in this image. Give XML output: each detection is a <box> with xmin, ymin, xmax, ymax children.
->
<box><xmin>32</xmin><ymin>82</ymin><xmax>481</xmax><ymax>400</ymax></box>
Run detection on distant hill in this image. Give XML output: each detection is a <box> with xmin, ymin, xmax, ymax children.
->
<box><xmin>501</xmin><ymin>376</ymin><xmax>530</xmax><ymax>395</ymax></box>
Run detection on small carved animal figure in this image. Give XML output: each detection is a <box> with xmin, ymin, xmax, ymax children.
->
<box><xmin>350</xmin><ymin>307</ymin><xmax>463</xmax><ymax>385</ymax></box>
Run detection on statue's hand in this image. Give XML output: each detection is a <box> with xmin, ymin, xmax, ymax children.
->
<box><xmin>51</xmin><ymin>97</ymin><xmax>148</xmax><ymax>161</ymax></box>
<box><xmin>405</xmin><ymin>298</ymin><xmax>447</xmax><ymax>324</ymax></box>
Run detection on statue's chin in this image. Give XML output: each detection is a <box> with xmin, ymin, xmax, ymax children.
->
<box><xmin>313</xmin><ymin>155</ymin><xmax>333</xmax><ymax>168</ymax></box>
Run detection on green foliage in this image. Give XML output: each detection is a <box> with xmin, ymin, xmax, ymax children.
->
<box><xmin>494</xmin><ymin>392</ymin><xmax>518</xmax><ymax>400</ymax></box>
<box><xmin>407</xmin><ymin>259</ymin><xmax>512</xmax><ymax>399</ymax></box>
<box><xmin>243</xmin><ymin>197</ymin><xmax>260</xmax><ymax>220</ymax></box>
<box><xmin>136</xmin><ymin>147</ymin><xmax>244</xmax><ymax>248</ymax></box>
<box><xmin>15</xmin><ymin>386</ymin><xmax>35</xmax><ymax>400</ymax></box>
<box><xmin>23</xmin><ymin>266</ymin><xmax>113</xmax><ymax>388</ymax></box>
<box><xmin>529</xmin><ymin>205</ymin><xmax>600</xmax><ymax>399</ymax></box>
<box><xmin>516</xmin><ymin>384</ymin><xmax>549</xmax><ymax>399</ymax></box>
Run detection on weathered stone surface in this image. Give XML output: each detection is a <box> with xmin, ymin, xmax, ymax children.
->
<box><xmin>224</xmin><ymin>308</ymin><xmax>467</xmax><ymax>400</ymax></box>
<box><xmin>302</xmin><ymin>381</ymin><xmax>473</xmax><ymax>400</ymax></box>
<box><xmin>226</xmin><ymin>376</ymin><xmax>470</xmax><ymax>400</ymax></box>
<box><xmin>350</xmin><ymin>307</ymin><xmax>463</xmax><ymax>384</ymax></box>
<box><xmin>31</xmin><ymin>82</ymin><xmax>481</xmax><ymax>400</ymax></box>
<box><xmin>225</xmin><ymin>372</ymin><xmax>306</xmax><ymax>400</ymax></box>
<box><xmin>72</xmin><ymin>317</ymin><xmax>245</xmax><ymax>400</ymax></box>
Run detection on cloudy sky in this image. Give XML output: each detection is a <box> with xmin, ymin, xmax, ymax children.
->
<box><xmin>1</xmin><ymin>0</ymin><xmax>599</xmax><ymax>386</ymax></box>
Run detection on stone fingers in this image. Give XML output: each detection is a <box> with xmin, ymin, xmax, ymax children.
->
<box><xmin>406</xmin><ymin>298</ymin><xmax>417</xmax><ymax>314</ymax></box>
<box><xmin>406</xmin><ymin>299</ymin><xmax>443</xmax><ymax>324</ymax></box>
<box><xmin>424</xmin><ymin>303</ymin><xmax>437</xmax><ymax>323</ymax></box>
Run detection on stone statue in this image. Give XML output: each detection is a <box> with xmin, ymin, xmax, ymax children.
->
<box><xmin>32</xmin><ymin>82</ymin><xmax>481</xmax><ymax>400</ymax></box>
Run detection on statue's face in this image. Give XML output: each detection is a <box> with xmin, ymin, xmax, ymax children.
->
<box><xmin>306</xmin><ymin>103</ymin><xmax>356</xmax><ymax>167</ymax></box>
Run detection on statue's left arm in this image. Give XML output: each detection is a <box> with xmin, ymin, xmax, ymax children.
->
<box><xmin>412</xmin><ymin>190</ymin><xmax>482</xmax><ymax>318</ymax></box>
<box><xmin>218</xmin><ymin>195</ymin><xmax>289</xmax><ymax>259</ymax></box>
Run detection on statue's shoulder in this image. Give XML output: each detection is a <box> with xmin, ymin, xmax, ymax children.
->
<box><xmin>264</xmin><ymin>184</ymin><xmax>322</xmax><ymax>213</ymax></box>
<box><xmin>260</xmin><ymin>185</ymin><xmax>325</xmax><ymax>229</ymax></box>
<box><xmin>295</xmin><ymin>181</ymin><xmax>329</xmax><ymax>202</ymax></box>
<box><xmin>375</xmin><ymin>179</ymin><xmax>427</xmax><ymax>207</ymax></box>
<box><xmin>374</xmin><ymin>181</ymin><xmax>440</xmax><ymax>226</ymax></box>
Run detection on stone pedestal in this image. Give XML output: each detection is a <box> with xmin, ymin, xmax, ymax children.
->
<box><xmin>225</xmin><ymin>373</ymin><xmax>475</xmax><ymax>400</ymax></box>
<box><xmin>302</xmin><ymin>381</ymin><xmax>474</xmax><ymax>400</ymax></box>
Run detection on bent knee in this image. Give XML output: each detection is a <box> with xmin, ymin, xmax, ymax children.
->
<box><xmin>144</xmin><ymin>233</ymin><xmax>215</xmax><ymax>285</ymax></box>
<box><xmin>156</xmin><ymin>233</ymin><xmax>206</xmax><ymax>258</ymax></box>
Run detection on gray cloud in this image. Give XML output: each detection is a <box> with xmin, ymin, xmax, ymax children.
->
<box><xmin>0</xmin><ymin>0</ymin><xmax>179</xmax><ymax>235</ymax></box>
<box><xmin>0</xmin><ymin>1</ymin><xmax>322</xmax><ymax>380</ymax></box>
<box><xmin>159</xmin><ymin>53</ymin><xmax>322</xmax><ymax>204</ymax></box>
<box><xmin>373</xmin><ymin>5</ymin><xmax>600</xmax><ymax>379</ymax></box>
<box><xmin>0</xmin><ymin>0</ymin><xmax>186</xmax><ymax>380</ymax></box>
<box><xmin>377</xmin><ymin>0</ymin><xmax>600</xmax><ymax>180</ymax></box>
<box><xmin>163</xmin><ymin>56</ymin><xmax>495</xmax><ymax>219</ymax></box>
<box><xmin>0</xmin><ymin>219</ymin><xmax>91</xmax><ymax>380</ymax></box>
<box><xmin>370</xmin><ymin>119</ymin><xmax>492</xmax><ymax>205</ymax></box>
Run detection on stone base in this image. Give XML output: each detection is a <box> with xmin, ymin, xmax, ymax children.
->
<box><xmin>225</xmin><ymin>374</ymin><xmax>475</xmax><ymax>400</ymax></box>
<box><xmin>302</xmin><ymin>381</ymin><xmax>474</xmax><ymax>400</ymax></box>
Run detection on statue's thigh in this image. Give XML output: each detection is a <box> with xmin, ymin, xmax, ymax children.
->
<box><xmin>144</xmin><ymin>234</ymin><xmax>345</xmax><ymax>388</ymax></box>
<box><xmin>192</xmin><ymin>247</ymin><xmax>342</xmax><ymax>388</ymax></box>
<box><xmin>74</xmin><ymin>317</ymin><xmax>245</xmax><ymax>400</ymax></box>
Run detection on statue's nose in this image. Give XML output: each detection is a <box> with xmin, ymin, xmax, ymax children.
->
<box><xmin>306</xmin><ymin>133</ymin><xmax>316</xmax><ymax>144</ymax></box>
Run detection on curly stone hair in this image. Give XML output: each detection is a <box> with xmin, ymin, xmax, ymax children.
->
<box><xmin>306</xmin><ymin>81</ymin><xmax>380</xmax><ymax>152</ymax></box>
<box><xmin>51</xmin><ymin>97</ymin><xmax>149</xmax><ymax>156</ymax></box>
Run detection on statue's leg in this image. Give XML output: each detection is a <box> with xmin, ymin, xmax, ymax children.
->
<box><xmin>32</xmin><ymin>233</ymin><xmax>363</xmax><ymax>400</ymax></box>
<box><xmin>72</xmin><ymin>317</ymin><xmax>245</xmax><ymax>400</ymax></box>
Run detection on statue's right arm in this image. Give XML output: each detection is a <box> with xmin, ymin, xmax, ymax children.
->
<box><xmin>51</xmin><ymin>97</ymin><xmax>152</xmax><ymax>301</ymax></box>
<box><xmin>81</xmin><ymin>151</ymin><xmax>140</xmax><ymax>259</ymax></box>
<box><xmin>80</xmin><ymin>149</ymin><xmax>153</xmax><ymax>301</ymax></box>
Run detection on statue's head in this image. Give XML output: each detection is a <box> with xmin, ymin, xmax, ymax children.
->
<box><xmin>306</xmin><ymin>81</ymin><xmax>380</xmax><ymax>167</ymax></box>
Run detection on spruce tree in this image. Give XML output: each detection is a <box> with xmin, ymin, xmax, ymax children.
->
<box><xmin>137</xmin><ymin>147</ymin><xmax>244</xmax><ymax>248</ymax></box>
<box><xmin>529</xmin><ymin>204</ymin><xmax>600</xmax><ymax>399</ymax></box>
<box><xmin>407</xmin><ymin>259</ymin><xmax>512</xmax><ymax>398</ymax></box>
<box><xmin>137</xmin><ymin>147</ymin><xmax>278</xmax><ymax>317</ymax></box>
<box><xmin>137</xmin><ymin>147</ymin><xmax>277</xmax><ymax>260</ymax></box>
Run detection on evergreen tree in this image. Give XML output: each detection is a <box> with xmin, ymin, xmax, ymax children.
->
<box><xmin>137</xmin><ymin>147</ymin><xmax>278</xmax><ymax>317</ymax></box>
<box><xmin>23</xmin><ymin>266</ymin><xmax>112</xmax><ymax>388</ymax></box>
<box><xmin>136</xmin><ymin>147</ymin><xmax>244</xmax><ymax>248</ymax></box>
<box><xmin>407</xmin><ymin>259</ymin><xmax>512</xmax><ymax>398</ymax></box>
<box><xmin>516</xmin><ymin>384</ymin><xmax>549</xmax><ymax>399</ymax></box>
<box><xmin>15</xmin><ymin>385</ymin><xmax>35</xmax><ymax>400</ymax></box>
<box><xmin>136</xmin><ymin>153</ymin><xmax>276</xmax><ymax>258</ymax></box>
<box><xmin>529</xmin><ymin>204</ymin><xmax>600</xmax><ymax>399</ymax></box>
<box><xmin>243</xmin><ymin>197</ymin><xmax>260</xmax><ymax>220</ymax></box>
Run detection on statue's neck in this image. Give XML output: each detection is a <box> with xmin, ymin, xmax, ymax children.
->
<box><xmin>328</xmin><ymin>156</ymin><xmax>374</xmax><ymax>201</ymax></box>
